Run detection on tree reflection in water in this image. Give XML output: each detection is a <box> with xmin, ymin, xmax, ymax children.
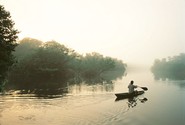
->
<box><xmin>67</xmin><ymin>79</ymin><xmax>115</xmax><ymax>95</ymax></box>
<box><xmin>3</xmin><ymin>75</ymin><xmax>117</xmax><ymax>96</ymax></box>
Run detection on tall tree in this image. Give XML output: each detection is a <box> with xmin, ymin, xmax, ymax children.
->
<box><xmin>0</xmin><ymin>5</ymin><xmax>19</xmax><ymax>88</ymax></box>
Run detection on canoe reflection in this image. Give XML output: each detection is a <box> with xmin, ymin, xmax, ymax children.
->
<box><xmin>127</xmin><ymin>97</ymin><xmax>148</xmax><ymax>108</ymax></box>
<box><xmin>115</xmin><ymin>95</ymin><xmax>148</xmax><ymax>109</ymax></box>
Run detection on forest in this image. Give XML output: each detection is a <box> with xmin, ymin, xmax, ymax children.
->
<box><xmin>151</xmin><ymin>53</ymin><xmax>185</xmax><ymax>80</ymax></box>
<box><xmin>1</xmin><ymin>4</ymin><xmax>184</xmax><ymax>95</ymax></box>
<box><xmin>0</xmin><ymin>5</ymin><xmax>127</xmax><ymax>94</ymax></box>
<box><xmin>5</xmin><ymin>38</ymin><xmax>127</xmax><ymax>94</ymax></box>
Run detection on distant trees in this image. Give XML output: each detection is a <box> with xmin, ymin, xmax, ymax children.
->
<box><xmin>7</xmin><ymin>38</ymin><xmax>127</xmax><ymax>93</ymax></box>
<box><xmin>77</xmin><ymin>52</ymin><xmax>126</xmax><ymax>83</ymax></box>
<box><xmin>151</xmin><ymin>53</ymin><xmax>185</xmax><ymax>80</ymax></box>
<box><xmin>8</xmin><ymin>39</ymin><xmax>77</xmax><ymax>90</ymax></box>
<box><xmin>80</xmin><ymin>52</ymin><xmax>115</xmax><ymax>78</ymax></box>
<box><xmin>0</xmin><ymin>5</ymin><xmax>127</xmax><ymax>94</ymax></box>
<box><xmin>0</xmin><ymin>5</ymin><xmax>19</xmax><ymax>89</ymax></box>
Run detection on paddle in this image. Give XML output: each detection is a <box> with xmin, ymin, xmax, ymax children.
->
<box><xmin>138</xmin><ymin>86</ymin><xmax>148</xmax><ymax>91</ymax></box>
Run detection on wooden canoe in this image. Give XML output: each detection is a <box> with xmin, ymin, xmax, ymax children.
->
<box><xmin>115</xmin><ymin>91</ymin><xmax>144</xmax><ymax>99</ymax></box>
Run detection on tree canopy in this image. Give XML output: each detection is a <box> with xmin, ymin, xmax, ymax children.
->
<box><xmin>0</xmin><ymin>5</ymin><xmax>19</xmax><ymax>88</ymax></box>
<box><xmin>151</xmin><ymin>53</ymin><xmax>185</xmax><ymax>80</ymax></box>
<box><xmin>7</xmin><ymin>38</ymin><xmax>127</xmax><ymax>94</ymax></box>
<box><xmin>0</xmin><ymin>5</ymin><xmax>126</xmax><ymax>95</ymax></box>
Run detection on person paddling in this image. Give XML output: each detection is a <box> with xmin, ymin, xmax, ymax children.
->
<box><xmin>128</xmin><ymin>80</ymin><xmax>138</xmax><ymax>94</ymax></box>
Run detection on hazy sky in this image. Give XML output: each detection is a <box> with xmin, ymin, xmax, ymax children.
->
<box><xmin>1</xmin><ymin>0</ymin><xmax>185</xmax><ymax>66</ymax></box>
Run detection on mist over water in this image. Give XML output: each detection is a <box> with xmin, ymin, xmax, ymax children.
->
<box><xmin>0</xmin><ymin>69</ymin><xmax>184</xmax><ymax>125</ymax></box>
<box><xmin>0</xmin><ymin>0</ymin><xmax>185</xmax><ymax>124</ymax></box>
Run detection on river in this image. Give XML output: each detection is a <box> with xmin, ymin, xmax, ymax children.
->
<box><xmin>0</xmin><ymin>70</ymin><xmax>185</xmax><ymax>125</ymax></box>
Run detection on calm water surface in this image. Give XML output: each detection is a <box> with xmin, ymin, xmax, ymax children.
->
<box><xmin>0</xmin><ymin>70</ymin><xmax>185</xmax><ymax>125</ymax></box>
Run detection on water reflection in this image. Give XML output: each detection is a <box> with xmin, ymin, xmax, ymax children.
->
<box><xmin>67</xmin><ymin>82</ymin><xmax>114</xmax><ymax>95</ymax></box>
<box><xmin>152</xmin><ymin>75</ymin><xmax>185</xmax><ymax>89</ymax></box>
<box><xmin>152</xmin><ymin>73</ymin><xmax>185</xmax><ymax>81</ymax></box>
<box><xmin>1</xmin><ymin>70</ymin><xmax>184</xmax><ymax>125</ymax></box>
<box><xmin>115</xmin><ymin>92</ymin><xmax>148</xmax><ymax>110</ymax></box>
<box><xmin>127</xmin><ymin>97</ymin><xmax>148</xmax><ymax>108</ymax></box>
<box><xmin>175</xmin><ymin>80</ymin><xmax>185</xmax><ymax>88</ymax></box>
<box><xmin>4</xmin><ymin>75</ymin><xmax>118</xmax><ymax>96</ymax></box>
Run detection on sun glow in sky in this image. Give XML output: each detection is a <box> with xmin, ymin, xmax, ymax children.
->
<box><xmin>1</xmin><ymin>0</ymin><xmax>185</xmax><ymax>66</ymax></box>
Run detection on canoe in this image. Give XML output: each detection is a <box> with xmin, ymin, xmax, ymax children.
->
<box><xmin>115</xmin><ymin>91</ymin><xmax>144</xmax><ymax>99</ymax></box>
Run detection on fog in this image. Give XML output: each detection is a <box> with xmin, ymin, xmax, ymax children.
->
<box><xmin>1</xmin><ymin>0</ymin><xmax>185</xmax><ymax>66</ymax></box>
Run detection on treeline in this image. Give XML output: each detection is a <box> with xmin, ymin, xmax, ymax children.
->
<box><xmin>151</xmin><ymin>53</ymin><xmax>185</xmax><ymax>80</ymax></box>
<box><xmin>6</xmin><ymin>38</ymin><xmax>127</xmax><ymax>92</ymax></box>
<box><xmin>0</xmin><ymin>5</ymin><xmax>126</xmax><ymax>94</ymax></box>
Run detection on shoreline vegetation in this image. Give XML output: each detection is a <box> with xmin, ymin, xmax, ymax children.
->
<box><xmin>5</xmin><ymin>38</ymin><xmax>127</xmax><ymax>94</ymax></box>
<box><xmin>1</xmin><ymin>4</ymin><xmax>184</xmax><ymax>95</ymax></box>
<box><xmin>0</xmin><ymin>4</ymin><xmax>127</xmax><ymax>95</ymax></box>
<box><xmin>151</xmin><ymin>53</ymin><xmax>185</xmax><ymax>80</ymax></box>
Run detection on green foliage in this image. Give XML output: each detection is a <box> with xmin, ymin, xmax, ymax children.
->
<box><xmin>7</xmin><ymin>38</ymin><xmax>127</xmax><ymax>93</ymax></box>
<box><xmin>0</xmin><ymin>5</ymin><xmax>19</xmax><ymax>87</ymax></box>
<box><xmin>80</xmin><ymin>52</ymin><xmax>127</xmax><ymax>79</ymax></box>
<box><xmin>101</xmin><ymin>59</ymin><xmax>127</xmax><ymax>80</ymax></box>
<box><xmin>151</xmin><ymin>53</ymin><xmax>185</xmax><ymax>80</ymax></box>
<box><xmin>13</xmin><ymin>37</ymin><xmax>42</xmax><ymax>60</ymax></box>
<box><xmin>8</xmin><ymin>40</ymin><xmax>76</xmax><ymax>90</ymax></box>
<box><xmin>81</xmin><ymin>52</ymin><xmax>115</xmax><ymax>78</ymax></box>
